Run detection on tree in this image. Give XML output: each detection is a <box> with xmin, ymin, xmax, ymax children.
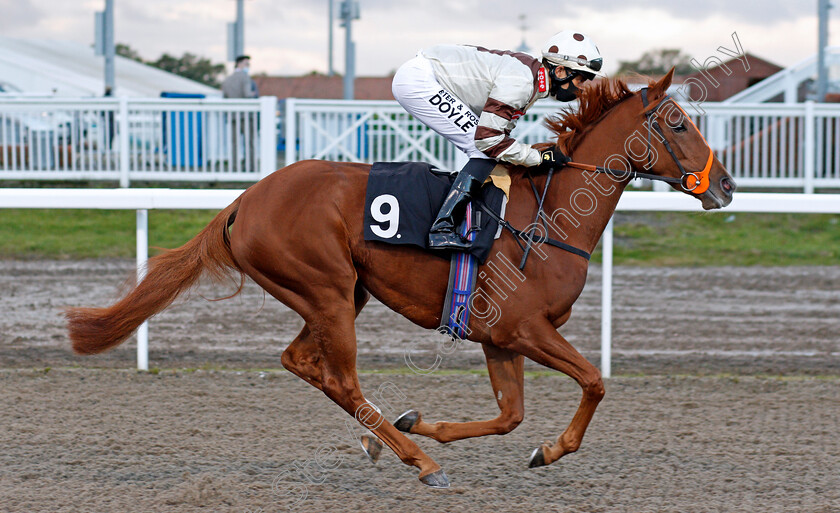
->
<box><xmin>616</xmin><ymin>48</ymin><xmax>695</xmax><ymax>76</ymax></box>
<box><xmin>148</xmin><ymin>53</ymin><xmax>226</xmax><ymax>88</ymax></box>
<box><xmin>114</xmin><ymin>43</ymin><xmax>226</xmax><ymax>88</ymax></box>
<box><xmin>116</xmin><ymin>43</ymin><xmax>143</xmax><ymax>62</ymax></box>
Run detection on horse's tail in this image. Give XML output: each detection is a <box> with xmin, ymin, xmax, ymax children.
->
<box><xmin>66</xmin><ymin>196</ymin><xmax>244</xmax><ymax>355</ymax></box>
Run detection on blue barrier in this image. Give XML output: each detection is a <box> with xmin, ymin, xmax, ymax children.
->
<box><xmin>161</xmin><ymin>92</ymin><xmax>205</xmax><ymax>167</ymax></box>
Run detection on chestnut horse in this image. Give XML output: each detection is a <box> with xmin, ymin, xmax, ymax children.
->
<box><xmin>66</xmin><ymin>70</ymin><xmax>735</xmax><ymax>488</ymax></box>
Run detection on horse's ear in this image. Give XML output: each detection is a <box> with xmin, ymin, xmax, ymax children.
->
<box><xmin>650</xmin><ymin>67</ymin><xmax>675</xmax><ymax>98</ymax></box>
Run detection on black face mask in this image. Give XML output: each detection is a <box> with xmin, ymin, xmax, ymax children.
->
<box><xmin>547</xmin><ymin>65</ymin><xmax>581</xmax><ymax>102</ymax></box>
<box><xmin>553</xmin><ymin>83</ymin><xmax>579</xmax><ymax>102</ymax></box>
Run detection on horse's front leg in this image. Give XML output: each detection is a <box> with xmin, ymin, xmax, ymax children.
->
<box><xmin>393</xmin><ymin>343</ymin><xmax>525</xmax><ymax>443</ymax></box>
<box><xmin>504</xmin><ymin>316</ymin><xmax>605</xmax><ymax>468</ymax></box>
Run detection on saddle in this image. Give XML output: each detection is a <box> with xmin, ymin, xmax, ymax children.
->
<box><xmin>363</xmin><ymin>161</ymin><xmax>508</xmax><ymax>263</ymax></box>
<box><xmin>363</xmin><ymin>161</ymin><xmax>591</xmax><ymax>339</ymax></box>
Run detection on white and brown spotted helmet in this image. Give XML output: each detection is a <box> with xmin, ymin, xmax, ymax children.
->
<box><xmin>542</xmin><ymin>30</ymin><xmax>606</xmax><ymax>78</ymax></box>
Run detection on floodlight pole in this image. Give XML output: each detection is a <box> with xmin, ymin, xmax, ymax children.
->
<box><xmin>235</xmin><ymin>0</ymin><xmax>245</xmax><ymax>58</ymax></box>
<box><xmin>340</xmin><ymin>1</ymin><xmax>359</xmax><ymax>99</ymax></box>
<box><xmin>227</xmin><ymin>0</ymin><xmax>245</xmax><ymax>61</ymax></box>
<box><xmin>104</xmin><ymin>0</ymin><xmax>115</xmax><ymax>95</ymax></box>
<box><xmin>328</xmin><ymin>0</ymin><xmax>335</xmax><ymax>76</ymax></box>
<box><xmin>817</xmin><ymin>0</ymin><xmax>832</xmax><ymax>102</ymax></box>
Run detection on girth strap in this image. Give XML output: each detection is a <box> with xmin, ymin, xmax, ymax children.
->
<box><xmin>473</xmin><ymin>199</ymin><xmax>591</xmax><ymax>261</ymax></box>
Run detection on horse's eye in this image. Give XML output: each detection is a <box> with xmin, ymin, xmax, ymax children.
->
<box><xmin>673</xmin><ymin>123</ymin><xmax>687</xmax><ymax>133</ymax></box>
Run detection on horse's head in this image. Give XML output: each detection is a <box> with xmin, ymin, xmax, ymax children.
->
<box><xmin>629</xmin><ymin>69</ymin><xmax>736</xmax><ymax>209</ymax></box>
<box><xmin>548</xmin><ymin>69</ymin><xmax>735</xmax><ymax>210</ymax></box>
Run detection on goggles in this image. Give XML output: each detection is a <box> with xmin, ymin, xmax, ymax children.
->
<box><xmin>544</xmin><ymin>53</ymin><xmax>603</xmax><ymax>73</ymax></box>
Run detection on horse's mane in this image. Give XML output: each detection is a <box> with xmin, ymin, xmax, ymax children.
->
<box><xmin>545</xmin><ymin>78</ymin><xmax>636</xmax><ymax>156</ymax></box>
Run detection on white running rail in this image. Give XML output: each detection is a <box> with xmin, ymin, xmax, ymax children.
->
<box><xmin>3</xmin><ymin>189</ymin><xmax>840</xmax><ymax>374</ymax></box>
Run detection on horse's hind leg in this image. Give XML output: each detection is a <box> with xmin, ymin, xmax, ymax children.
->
<box><xmin>280</xmin><ymin>325</ymin><xmax>321</xmax><ymax>389</ymax></box>
<box><xmin>393</xmin><ymin>343</ymin><xmax>525</xmax><ymax>443</ymax></box>
<box><xmin>309</xmin><ymin>305</ymin><xmax>449</xmax><ymax>486</ymax></box>
<box><xmin>281</xmin><ymin>283</ymin><xmax>370</xmax><ymax>391</ymax></box>
<box><xmin>282</xmin><ymin>285</ymin><xmax>388</xmax><ymax>463</ymax></box>
<box><xmin>248</xmin><ymin>267</ymin><xmax>447</xmax><ymax>486</ymax></box>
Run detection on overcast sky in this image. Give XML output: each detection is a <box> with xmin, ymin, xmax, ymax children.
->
<box><xmin>2</xmin><ymin>0</ymin><xmax>838</xmax><ymax>76</ymax></box>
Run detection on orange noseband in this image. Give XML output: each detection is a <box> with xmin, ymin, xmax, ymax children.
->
<box><xmin>670</xmin><ymin>101</ymin><xmax>715</xmax><ymax>195</ymax></box>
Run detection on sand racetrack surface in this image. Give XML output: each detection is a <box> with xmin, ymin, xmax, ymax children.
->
<box><xmin>2</xmin><ymin>260</ymin><xmax>839</xmax><ymax>375</ymax></box>
<box><xmin>1</xmin><ymin>260</ymin><xmax>839</xmax><ymax>512</ymax></box>
<box><xmin>2</xmin><ymin>370</ymin><xmax>838</xmax><ymax>512</ymax></box>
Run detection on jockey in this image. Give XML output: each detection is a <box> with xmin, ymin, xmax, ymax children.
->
<box><xmin>392</xmin><ymin>30</ymin><xmax>606</xmax><ymax>251</ymax></box>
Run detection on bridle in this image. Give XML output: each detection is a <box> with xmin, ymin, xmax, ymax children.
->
<box><xmin>640</xmin><ymin>88</ymin><xmax>715</xmax><ymax>194</ymax></box>
<box><xmin>475</xmin><ymin>87</ymin><xmax>717</xmax><ymax>270</ymax></box>
<box><xmin>565</xmin><ymin>87</ymin><xmax>715</xmax><ymax>194</ymax></box>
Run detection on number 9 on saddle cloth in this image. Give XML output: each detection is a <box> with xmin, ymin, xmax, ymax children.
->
<box><xmin>364</xmin><ymin>161</ymin><xmax>507</xmax><ymax>263</ymax></box>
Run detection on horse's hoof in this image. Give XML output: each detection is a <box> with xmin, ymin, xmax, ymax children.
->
<box><xmin>359</xmin><ymin>434</ymin><xmax>383</xmax><ymax>463</ymax></box>
<box><xmin>528</xmin><ymin>446</ymin><xmax>547</xmax><ymax>468</ymax></box>
<box><xmin>393</xmin><ymin>410</ymin><xmax>420</xmax><ymax>433</ymax></box>
<box><xmin>419</xmin><ymin>469</ymin><xmax>450</xmax><ymax>489</ymax></box>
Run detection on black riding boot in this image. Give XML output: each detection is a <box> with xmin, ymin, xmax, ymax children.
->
<box><xmin>428</xmin><ymin>158</ymin><xmax>496</xmax><ymax>251</ymax></box>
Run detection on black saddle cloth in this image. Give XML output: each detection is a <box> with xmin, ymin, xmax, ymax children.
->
<box><xmin>363</xmin><ymin>161</ymin><xmax>506</xmax><ymax>263</ymax></box>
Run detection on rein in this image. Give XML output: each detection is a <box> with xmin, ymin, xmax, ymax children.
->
<box><xmin>564</xmin><ymin>88</ymin><xmax>715</xmax><ymax>194</ymax></box>
<box><xmin>475</xmin><ymin>87</ymin><xmax>716</xmax><ymax>269</ymax></box>
<box><xmin>474</xmin><ymin>181</ymin><xmax>592</xmax><ymax>268</ymax></box>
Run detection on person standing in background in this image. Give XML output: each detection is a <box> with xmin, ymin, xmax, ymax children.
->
<box><xmin>222</xmin><ymin>55</ymin><xmax>258</xmax><ymax>170</ymax></box>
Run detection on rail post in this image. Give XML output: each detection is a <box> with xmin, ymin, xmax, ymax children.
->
<box><xmin>803</xmin><ymin>100</ymin><xmax>816</xmax><ymax>194</ymax></box>
<box><xmin>119</xmin><ymin>97</ymin><xmax>130</xmax><ymax>187</ymax></box>
<box><xmin>259</xmin><ymin>95</ymin><xmax>278</xmax><ymax>179</ymax></box>
<box><xmin>285</xmin><ymin>97</ymin><xmax>297</xmax><ymax>167</ymax></box>
<box><xmin>136</xmin><ymin>209</ymin><xmax>149</xmax><ymax>371</ymax></box>
<box><xmin>601</xmin><ymin>217</ymin><xmax>613</xmax><ymax>378</ymax></box>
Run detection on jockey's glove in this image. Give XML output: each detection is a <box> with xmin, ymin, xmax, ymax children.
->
<box><xmin>538</xmin><ymin>149</ymin><xmax>571</xmax><ymax>171</ymax></box>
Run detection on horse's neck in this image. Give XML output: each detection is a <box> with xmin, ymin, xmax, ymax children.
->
<box><xmin>544</xmin><ymin>128</ymin><xmax>630</xmax><ymax>255</ymax></box>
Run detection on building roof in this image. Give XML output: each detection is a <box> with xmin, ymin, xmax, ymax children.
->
<box><xmin>681</xmin><ymin>53</ymin><xmax>783</xmax><ymax>102</ymax></box>
<box><xmin>724</xmin><ymin>48</ymin><xmax>840</xmax><ymax>103</ymax></box>
<box><xmin>256</xmin><ymin>72</ymin><xmax>690</xmax><ymax>101</ymax></box>
<box><xmin>0</xmin><ymin>37</ymin><xmax>220</xmax><ymax>98</ymax></box>
<box><xmin>254</xmin><ymin>75</ymin><xmax>395</xmax><ymax>100</ymax></box>
<box><xmin>254</xmin><ymin>53</ymin><xmax>788</xmax><ymax>103</ymax></box>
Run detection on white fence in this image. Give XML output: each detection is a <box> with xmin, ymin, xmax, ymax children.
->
<box><xmin>283</xmin><ymin>99</ymin><xmax>561</xmax><ymax>171</ymax></box>
<box><xmin>3</xmin><ymin>96</ymin><xmax>840</xmax><ymax>191</ymax></box>
<box><xmin>696</xmin><ymin>102</ymin><xmax>840</xmax><ymax>191</ymax></box>
<box><xmin>285</xmin><ymin>99</ymin><xmax>840</xmax><ymax>192</ymax></box>
<box><xmin>0</xmin><ymin>97</ymin><xmax>277</xmax><ymax>185</ymax></box>
<box><xmin>2</xmin><ymin>188</ymin><xmax>839</xmax><ymax>375</ymax></box>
